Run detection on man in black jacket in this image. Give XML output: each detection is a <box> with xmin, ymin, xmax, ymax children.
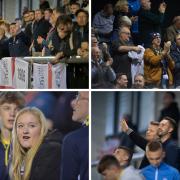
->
<box><xmin>159</xmin><ymin>92</ymin><xmax>180</xmax><ymax>140</ymax></box>
<box><xmin>33</xmin><ymin>9</ymin><xmax>51</xmax><ymax>52</ymax></box>
<box><xmin>8</xmin><ymin>22</ymin><xmax>30</xmax><ymax>57</ymax></box>
<box><xmin>121</xmin><ymin>117</ymin><xmax>180</xmax><ymax>171</ymax></box>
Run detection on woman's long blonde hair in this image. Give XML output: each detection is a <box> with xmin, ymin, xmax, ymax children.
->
<box><xmin>10</xmin><ymin>107</ymin><xmax>48</xmax><ymax>180</ymax></box>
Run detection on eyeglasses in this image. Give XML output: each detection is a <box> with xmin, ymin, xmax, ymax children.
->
<box><xmin>75</xmin><ymin>94</ymin><xmax>89</xmax><ymax>102</ymax></box>
<box><xmin>121</xmin><ymin>32</ymin><xmax>131</xmax><ymax>35</ymax></box>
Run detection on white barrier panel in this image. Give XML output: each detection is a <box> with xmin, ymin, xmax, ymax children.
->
<box><xmin>0</xmin><ymin>57</ymin><xmax>14</xmax><ymax>88</ymax></box>
<box><xmin>51</xmin><ymin>63</ymin><xmax>67</xmax><ymax>89</ymax></box>
<box><xmin>33</xmin><ymin>63</ymin><xmax>49</xmax><ymax>89</ymax></box>
<box><xmin>14</xmin><ymin>58</ymin><xmax>29</xmax><ymax>89</ymax></box>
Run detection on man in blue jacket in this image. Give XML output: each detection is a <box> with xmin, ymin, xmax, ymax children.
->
<box><xmin>0</xmin><ymin>92</ymin><xmax>25</xmax><ymax>180</ymax></box>
<box><xmin>60</xmin><ymin>91</ymin><xmax>89</xmax><ymax>180</ymax></box>
<box><xmin>141</xmin><ymin>141</ymin><xmax>180</xmax><ymax>180</ymax></box>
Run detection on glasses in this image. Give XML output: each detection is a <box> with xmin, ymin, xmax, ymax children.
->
<box><xmin>121</xmin><ymin>32</ymin><xmax>131</xmax><ymax>35</ymax></box>
<box><xmin>75</xmin><ymin>94</ymin><xmax>89</xmax><ymax>102</ymax></box>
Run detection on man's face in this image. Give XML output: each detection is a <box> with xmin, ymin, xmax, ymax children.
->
<box><xmin>23</xmin><ymin>13</ymin><xmax>30</xmax><ymax>23</ymax></box>
<box><xmin>141</xmin><ymin>0</ymin><xmax>151</xmax><ymax>10</ymax></box>
<box><xmin>71</xmin><ymin>92</ymin><xmax>89</xmax><ymax>123</ymax></box>
<box><xmin>134</xmin><ymin>75</ymin><xmax>144</xmax><ymax>88</ymax></box>
<box><xmin>70</xmin><ymin>4</ymin><xmax>80</xmax><ymax>15</ymax></box>
<box><xmin>158</xmin><ymin>119</ymin><xmax>173</xmax><ymax>137</ymax></box>
<box><xmin>146</xmin><ymin>124</ymin><xmax>159</xmax><ymax>141</ymax></box>
<box><xmin>0</xmin><ymin>103</ymin><xmax>20</xmax><ymax>130</ymax></box>
<box><xmin>113</xmin><ymin>148</ymin><xmax>129</xmax><ymax>166</ymax></box>
<box><xmin>29</xmin><ymin>12</ymin><xmax>35</xmax><ymax>21</ymax></box>
<box><xmin>35</xmin><ymin>10</ymin><xmax>43</xmax><ymax>21</ymax></box>
<box><xmin>44</xmin><ymin>10</ymin><xmax>52</xmax><ymax>21</ymax></box>
<box><xmin>117</xmin><ymin>75</ymin><xmax>128</xmax><ymax>88</ymax></box>
<box><xmin>92</xmin><ymin>47</ymin><xmax>101</xmax><ymax>62</ymax></box>
<box><xmin>152</xmin><ymin>36</ymin><xmax>161</xmax><ymax>47</ymax></box>
<box><xmin>120</xmin><ymin>28</ymin><xmax>131</xmax><ymax>42</ymax></box>
<box><xmin>76</xmin><ymin>12</ymin><xmax>88</xmax><ymax>26</ymax></box>
<box><xmin>146</xmin><ymin>149</ymin><xmax>164</xmax><ymax>167</ymax></box>
<box><xmin>10</xmin><ymin>24</ymin><xmax>17</xmax><ymax>36</ymax></box>
<box><xmin>101</xmin><ymin>166</ymin><xmax>120</xmax><ymax>180</ymax></box>
<box><xmin>104</xmin><ymin>4</ymin><xmax>113</xmax><ymax>16</ymax></box>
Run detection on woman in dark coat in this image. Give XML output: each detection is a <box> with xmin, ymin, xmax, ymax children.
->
<box><xmin>10</xmin><ymin>107</ymin><xmax>63</xmax><ymax>180</ymax></box>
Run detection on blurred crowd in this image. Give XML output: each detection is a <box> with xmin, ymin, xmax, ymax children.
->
<box><xmin>91</xmin><ymin>0</ymin><xmax>180</xmax><ymax>89</ymax></box>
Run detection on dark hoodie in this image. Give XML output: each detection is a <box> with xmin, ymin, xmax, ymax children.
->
<box><xmin>29</xmin><ymin>129</ymin><xmax>63</xmax><ymax>180</ymax></box>
<box><xmin>159</xmin><ymin>102</ymin><xmax>180</xmax><ymax>140</ymax></box>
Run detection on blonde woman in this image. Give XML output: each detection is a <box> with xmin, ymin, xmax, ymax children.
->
<box><xmin>10</xmin><ymin>107</ymin><xmax>62</xmax><ymax>180</ymax></box>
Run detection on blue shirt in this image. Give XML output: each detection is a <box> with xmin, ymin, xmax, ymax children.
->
<box><xmin>141</xmin><ymin>162</ymin><xmax>180</xmax><ymax>180</ymax></box>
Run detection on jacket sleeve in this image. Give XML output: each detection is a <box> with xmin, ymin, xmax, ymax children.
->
<box><xmin>129</xmin><ymin>131</ymin><xmax>148</xmax><ymax>150</ymax></box>
<box><xmin>30</xmin><ymin>143</ymin><xmax>61</xmax><ymax>180</ymax></box>
<box><xmin>140</xmin><ymin>11</ymin><xmax>164</xmax><ymax>24</ymax></box>
<box><xmin>61</xmin><ymin>135</ymin><xmax>80</xmax><ymax>180</ymax></box>
<box><xmin>144</xmin><ymin>49</ymin><xmax>163</xmax><ymax>65</ymax></box>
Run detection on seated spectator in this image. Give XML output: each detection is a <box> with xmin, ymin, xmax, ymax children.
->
<box><xmin>170</xmin><ymin>33</ymin><xmax>180</xmax><ymax>88</ymax></box>
<box><xmin>141</xmin><ymin>141</ymin><xmax>180</xmax><ymax>180</ymax></box>
<box><xmin>144</xmin><ymin>32</ymin><xmax>174</xmax><ymax>88</ymax></box>
<box><xmin>113</xmin><ymin>146</ymin><xmax>144</xmax><ymax>179</ymax></box>
<box><xmin>165</xmin><ymin>16</ymin><xmax>180</xmax><ymax>42</ymax></box>
<box><xmin>111</xmin><ymin>26</ymin><xmax>141</xmax><ymax>87</ymax></box>
<box><xmin>115</xmin><ymin>73</ymin><xmax>128</xmax><ymax>89</ymax></box>
<box><xmin>138</xmin><ymin>0</ymin><xmax>166</xmax><ymax>47</ymax></box>
<box><xmin>92</xmin><ymin>3</ymin><xmax>114</xmax><ymax>43</ymax></box>
<box><xmin>132</xmin><ymin>73</ymin><xmax>145</xmax><ymax>89</ymax></box>
<box><xmin>8</xmin><ymin>22</ymin><xmax>30</xmax><ymax>57</ymax></box>
<box><xmin>10</xmin><ymin>107</ymin><xmax>63</xmax><ymax>180</ymax></box>
<box><xmin>92</xmin><ymin>46</ymin><xmax>116</xmax><ymax>88</ymax></box>
<box><xmin>69</xmin><ymin>2</ymin><xmax>80</xmax><ymax>22</ymax></box>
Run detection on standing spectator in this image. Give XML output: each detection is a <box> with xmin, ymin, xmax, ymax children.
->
<box><xmin>69</xmin><ymin>2</ymin><xmax>80</xmax><ymax>22</ymax></box>
<box><xmin>10</xmin><ymin>107</ymin><xmax>63</xmax><ymax>180</ymax></box>
<box><xmin>138</xmin><ymin>0</ymin><xmax>166</xmax><ymax>47</ymax></box>
<box><xmin>92</xmin><ymin>3</ymin><xmax>114</xmax><ymax>43</ymax></box>
<box><xmin>8</xmin><ymin>22</ymin><xmax>31</xmax><ymax>57</ymax></box>
<box><xmin>61</xmin><ymin>92</ymin><xmax>89</xmax><ymax>180</ymax></box>
<box><xmin>111</xmin><ymin>26</ymin><xmax>141</xmax><ymax>87</ymax></box>
<box><xmin>141</xmin><ymin>141</ymin><xmax>180</xmax><ymax>180</ymax></box>
<box><xmin>44</xmin><ymin>8</ymin><xmax>53</xmax><ymax>21</ymax></box>
<box><xmin>0</xmin><ymin>27</ymin><xmax>9</xmax><ymax>59</ymax></box>
<box><xmin>0</xmin><ymin>92</ymin><xmax>25</xmax><ymax>180</ymax></box>
<box><xmin>73</xmin><ymin>9</ymin><xmax>89</xmax><ymax>50</ymax></box>
<box><xmin>113</xmin><ymin>146</ymin><xmax>144</xmax><ymax>179</ymax></box>
<box><xmin>170</xmin><ymin>34</ymin><xmax>180</xmax><ymax>88</ymax></box>
<box><xmin>39</xmin><ymin>0</ymin><xmax>50</xmax><ymax>11</ymax></box>
<box><xmin>159</xmin><ymin>92</ymin><xmax>180</xmax><ymax>140</ymax></box>
<box><xmin>33</xmin><ymin>9</ymin><xmax>51</xmax><ymax>52</ymax></box>
<box><xmin>115</xmin><ymin>73</ymin><xmax>128</xmax><ymax>89</ymax></box>
<box><xmin>144</xmin><ymin>33</ymin><xmax>174</xmax><ymax>88</ymax></box>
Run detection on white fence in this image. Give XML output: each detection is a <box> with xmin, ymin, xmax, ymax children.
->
<box><xmin>0</xmin><ymin>56</ymin><xmax>88</xmax><ymax>89</ymax></box>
